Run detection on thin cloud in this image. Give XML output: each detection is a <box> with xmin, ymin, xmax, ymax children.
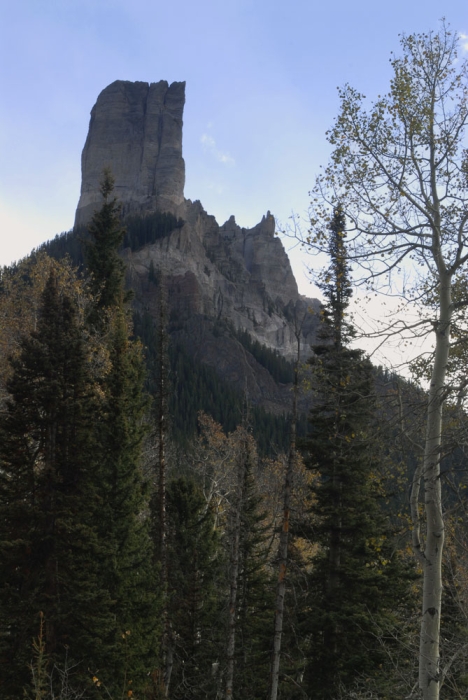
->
<box><xmin>200</xmin><ymin>133</ymin><xmax>235</xmax><ymax>166</ymax></box>
<box><xmin>460</xmin><ymin>33</ymin><xmax>468</xmax><ymax>52</ymax></box>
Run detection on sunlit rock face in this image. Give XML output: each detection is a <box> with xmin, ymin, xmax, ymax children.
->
<box><xmin>75</xmin><ymin>80</ymin><xmax>185</xmax><ymax>227</ymax></box>
<box><xmin>75</xmin><ymin>79</ymin><xmax>320</xmax><ymax>390</ymax></box>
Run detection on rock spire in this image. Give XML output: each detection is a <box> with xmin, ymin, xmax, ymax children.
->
<box><xmin>75</xmin><ymin>80</ymin><xmax>185</xmax><ymax>227</ymax></box>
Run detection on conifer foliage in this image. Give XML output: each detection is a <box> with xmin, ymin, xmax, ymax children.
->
<box><xmin>304</xmin><ymin>208</ymin><xmax>413</xmax><ymax>698</ymax></box>
<box><xmin>0</xmin><ymin>271</ymin><xmax>109</xmax><ymax>696</ymax></box>
<box><xmin>84</xmin><ymin>170</ymin><xmax>159</xmax><ymax>695</ymax></box>
<box><xmin>165</xmin><ymin>477</ymin><xmax>222</xmax><ymax>699</ymax></box>
<box><xmin>0</xmin><ymin>170</ymin><xmax>159</xmax><ymax>698</ymax></box>
<box><xmin>85</xmin><ymin>167</ymin><xmax>127</xmax><ymax>317</ymax></box>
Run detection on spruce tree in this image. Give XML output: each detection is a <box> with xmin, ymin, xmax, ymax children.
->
<box><xmin>0</xmin><ymin>271</ymin><xmax>114</xmax><ymax>697</ymax></box>
<box><xmin>84</xmin><ymin>169</ymin><xmax>160</xmax><ymax>696</ymax></box>
<box><xmin>223</xmin><ymin>427</ymin><xmax>274</xmax><ymax>700</ymax></box>
<box><xmin>233</xmin><ymin>457</ymin><xmax>274</xmax><ymax>699</ymax></box>
<box><xmin>92</xmin><ymin>309</ymin><xmax>159</xmax><ymax>696</ymax></box>
<box><xmin>85</xmin><ymin>167</ymin><xmax>127</xmax><ymax>322</ymax></box>
<box><xmin>303</xmin><ymin>208</ymin><xmax>413</xmax><ymax>698</ymax></box>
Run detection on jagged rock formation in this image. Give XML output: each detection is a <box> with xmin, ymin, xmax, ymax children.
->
<box><xmin>75</xmin><ymin>80</ymin><xmax>185</xmax><ymax>227</ymax></box>
<box><xmin>75</xmin><ymin>80</ymin><xmax>321</xmax><ymax>408</ymax></box>
<box><xmin>125</xmin><ymin>202</ymin><xmax>320</xmax><ymax>363</ymax></box>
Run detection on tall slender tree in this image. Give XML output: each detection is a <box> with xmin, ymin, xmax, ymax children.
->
<box><xmin>165</xmin><ymin>476</ymin><xmax>222</xmax><ymax>700</ymax></box>
<box><xmin>303</xmin><ymin>208</ymin><xmax>413</xmax><ymax>698</ymax></box>
<box><xmin>305</xmin><ymin>27</ymin><xmax>468</xmax><ymax>697</ymax></box>
<box><xmin>223</xmin><ymin>425</ymin><xmax>273</xmax><ymax>700</ymax></box>
<box><xmin>83</xmin><ymin>169</ymin><xmax>160</xmax><ymax>695</ymax></box>
<box><xmin>269</xmin><ymin>312</ymin><xmax>304</xmax><ymax>700</ymax></box>
<box><xmin>85</xmin><ymin>167</ymin><xmax>126</xmax><ymax>320</ymax></box>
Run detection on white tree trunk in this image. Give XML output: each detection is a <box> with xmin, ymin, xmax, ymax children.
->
<box><xmin>416</xmin><ymin>272</ymin><xmax>451</xmax><ymax>699</ymax></box>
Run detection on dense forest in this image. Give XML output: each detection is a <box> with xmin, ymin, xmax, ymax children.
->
<box><xmin>1</xmin><ymin>172</ymin><xmax>466</xmax><ymax>700</ymax></box>
<box><xmin>39</xmin><ymin>197</ymin><xmax>307</xmax><ymax>457</ymax></box>
<box><xmin>3</xmin><ymin>25</ymin><xmax>468</xmax><ymax>700</ymax></box>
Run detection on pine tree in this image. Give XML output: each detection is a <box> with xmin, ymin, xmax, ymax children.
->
<box><xmin>149</xmin><ymin>280</ymin><xmax>174</xmax><ymax>697</ymax></box>
<box><xmin>0</xmin><ymin>271</ymin><xmax>114</xmax><ymax>697</ymax></box>
<box><xmin>234</xmin><ymin>454</ymin><xmax>274</xmax><ymax>699</ymax></box>
<box><xmin>223</xmin><ymin>426</ymin><xmax>274</xmax><ymax>700</ymax></box>
<box><xmin>85</xmin><ymin>167</ymin><xmax>127</xmax><ymax>322</ymax></box>
<box><xmin>93</xmin><ymin>309</ymin><xmax>159</xmax><ymax>696</ymax></box>
<box><xmin>83</xmin><ymin>169</ymin><xmax>160</xmax><ymax>695</ymax></box>
<box><xmin>303</xmin><ymin>208</ymin><xmax>413</xmax><ymax>698</ymax></box>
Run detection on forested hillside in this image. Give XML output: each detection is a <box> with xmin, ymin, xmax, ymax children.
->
<box><xmin>37</xmin><ymin>215</ymin><xmax>308</xmax><ymax>455</ymax></box>
<box><xmin>0</xmin><ymin>171</ymin><xmax>445</xmax><ymax>700</ymax></box>
<box><xmin>1</xmin><ymin>170</ymin><xmax>468</xmax><ymax>700</ymax></box>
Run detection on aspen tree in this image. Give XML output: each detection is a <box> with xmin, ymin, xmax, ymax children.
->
<box><xmin>306</xmin><ymin>25</ymin><xmax>468</xmax><ymax>699</ymax></box>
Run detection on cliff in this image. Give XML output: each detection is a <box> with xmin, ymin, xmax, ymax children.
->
<box><xmin>74</xmin><ymin>80</ymin><xmax>320</xmax><ymax>409</ymax></box>
<box><xmin>75</xmin><ymin>80</ymin><xmax>186</xmax><ymax>227</ymax></box>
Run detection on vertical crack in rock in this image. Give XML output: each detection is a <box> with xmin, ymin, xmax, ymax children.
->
<box><xmin>137</xmin><ymin>83</ymin><xmax>150</xmax><ymax>193</ymax></box>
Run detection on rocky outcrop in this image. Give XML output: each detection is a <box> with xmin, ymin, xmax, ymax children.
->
<box><xmin>75</xmin><ymin>79</ymin><xmax>321</xmax><ymax>377</ymax></box>
<box><xmin>75</xmin><ymin>80</ymin><xmax>185</xmax><ymax>227</ymax></box>
<box><xmin>126</xmin><ymin>199</ymin><xmax>320</xmax><ymax>362</ymax></box>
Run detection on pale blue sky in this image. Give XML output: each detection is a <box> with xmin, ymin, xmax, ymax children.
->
<box><xmin>1</xmin><ymin>0</ymin><xmax>467</xmax><ymax>303</ymax></box>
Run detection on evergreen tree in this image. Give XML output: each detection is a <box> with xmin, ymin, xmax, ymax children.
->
<box><xmin>85</xmin><ymin>167</ymin><xmax>127</xmax><ymax>321</ymax></box>
<box><xmin>303</xmin><ymin>208</ymin><xmax>413</xmax><ymax>698</ymax></box>
<box><xmin>148</xmin><ymin>281</ymin><xmax>174</xmax><ymax>696</ymax></box>
<box><xmin>93</xmin><ymin>309</ymin><xmax>159</xmax><ymax>696</ymax></box>
<box><xmin>166</xmin><ymin>477</ymin><xmax>222</xmax><ymax>699</ymax></box>
<box><xmin>233</xmin><ymin>457</ymin><xmax>274</xmax><ymax>699</ymax></box>
<box><xmin>84</xmin><ymin>170</ymin><xmax>160</xmax><ymax>695</ymax></box>
<box><xmin>223</xmin><ymin>427</ymin><xmax>274</xmax><ymax>700</ymax></box>
<box><xmin>0</xmin><ymin>271</ymin><xmax>113</xmax><ymax>697</ymax></box>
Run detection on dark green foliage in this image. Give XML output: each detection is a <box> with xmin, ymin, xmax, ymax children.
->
<box><xmin>123</xmin><ymin>211</ymin><xmax>183</xmax><ymax>251</ymax></box>
<box><xmin>38</xmin><ymin>211</ymin><xmax>183</xmax><ymax>271</ymax></box>
<box><xmin>231</xmin><ymin>457</ymin><xmax>275</xmax><ymax>698</ymax></box>
<box><xmin>0</xmin><ymin>197</ymin><xmax>160</xmax><ymax>695</ymax></box>
<box><xmin>85</xmin><ymin>169</ymin><xmax>127</xmax><ymax>316</ymax></box>
<box><xmin>318</xmin><ymin>205</ymin><xmax>353</xmax><ymax>347</ymax></box>
<box><xmin>133</xmin><ymin>310</ymin><xmax>301</xmax><ymax>454</ymax></box>
<box><xmin>303</xmin><ymin>209</ymin><xmax>415</xmax><ymax>698</ymax></box>
<box><xmin>166</xmin><ymin>477</ymin><xmax>223</xmax><ymax>699</ymax></box>
<box><xmin>38</xmin><ymin>228</ymin><xmax>87</xmax><ymax>269</ymax></box>
<box><xmin>305</xmin><ymin>350</ymin><xmax>408</xmax><ymax>695</ymax></box>
<box><xmin>92</xmin><ymin>312</ymin><xmax>159</xmax><ymax>696</ymax></box>
<box><xmin>231</xmin><ymin>325</ymin><xmax>294</xmax><ymax>384</ymax></box>
<box><xmin>82</xmin><ymin>172</ymin><xmax>160</xmax><ymax>696</ymax></box>
<box><xmin>0</xmin><ymin>272</ymin><xmax>113</xmax><ymax>696</ymax></box>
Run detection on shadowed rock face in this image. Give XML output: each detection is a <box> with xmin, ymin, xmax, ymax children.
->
<box><xmin>75</xmin><ymin>80</ymin><xmax>185</xmax><ymax>227</ymax></box>
<box><xmin>125</xmin><ymin>202</ymin><xmax>321</xmax><ymax>362</ymax></box>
